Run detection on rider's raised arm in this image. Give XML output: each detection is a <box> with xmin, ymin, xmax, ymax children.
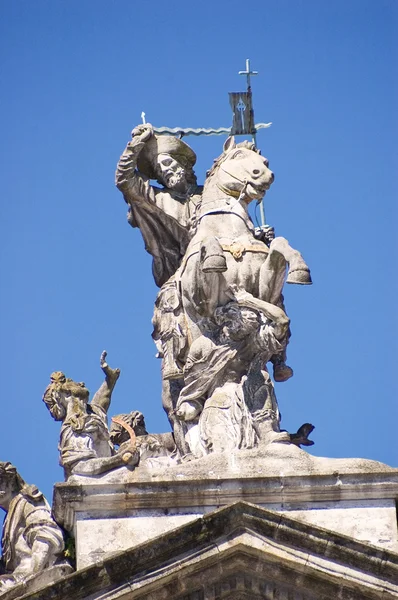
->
<box><xmin>115</xmin><ymin>124</ymin><xmax>156</xmax><ymax>205</ymax></box>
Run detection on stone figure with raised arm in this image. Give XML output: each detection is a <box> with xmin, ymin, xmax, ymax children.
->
<box><xmin>115</xmin><ymin>127</ymin><xmax>296</xmax><ymax>380</ymax></box>
<box><xmin>115</xmin><ymin>123</ymin><xmax>203</xmax><ymax>288</ymax></box>
<box><xmin>116</xmin><ymin>124</ymin><xmax>204</xmax><ymax>455</ymax></box>
<box><xmin>0</xmin><ymin>462</ymin><xmax>71</xmax><ymax>593</ymax></box>
<box><xmin>115</xmin><ymin>127</ymin><xmax>300</xmax><ymax>458</ymax></box>
<box><xmin>42</xmin><ymin>351</ymin><xmax>138</xmax><ymax>479</ymax></box>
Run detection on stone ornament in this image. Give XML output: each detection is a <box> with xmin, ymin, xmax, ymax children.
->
<box><xmin>116</xmin><ymin>129</ymin><xmax>312</xmax><ymax>460</ymax></box>
<box><xmin>0</xmin><ymin>462</ymin><xmax>69</xmax><ymax>594</ymax></box>
<box><xmin>42</xmin><ymin>352</ymin><xmax>139</xmax><ymax>479</ymax></box>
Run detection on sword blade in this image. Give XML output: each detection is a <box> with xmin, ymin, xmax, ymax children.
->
<box><xmin>151</xmin><ymin>123</ymin><xmax>271</xmax><ymax>137</ymax></box>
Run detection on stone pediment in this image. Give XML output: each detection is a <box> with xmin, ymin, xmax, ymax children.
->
<box><xmin>18</xmin><ymin>501</ymin><xmax>398</xmax><ymax>600</ymax></box>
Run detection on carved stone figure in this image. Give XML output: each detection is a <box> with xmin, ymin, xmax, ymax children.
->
<box><xmin>152</xmin><ymin>276</ymin><xmax>188</xmax><ymax>380</ymax></box>
<box><xmin>175</xmin><ymin>291</ymin><xmax>291</xmax><ymax>457</ymax></box>
<box><xmin>0</xmin><ymin>462</ymin><xmax>68</xmax><ymax>592</ymax></box>
<box><xmin>115</xmin><ymin>123</ymin><xmax>202</xmax><ymax>288</ymax></box>
<box><xmin>116</xmin><ymin>130</ymin><xmax>301</xmax><ymax>453</ymax></box>
<box><xmin>167</xmin><ymin>138</ymin><xmax>311</xmax><ymax>457</ymax></box>
<box><xmin>116</xmin><ymin>124</ymin><xmax>203</xmax><ymax>456</ymax></box>
<box><xmin>178</xmin><ymin>137</ymin><xmax>311</xmax><ymax>332</ymax></box>
<box><xmin>110</xmin><ymin>411</ymin><xmax>177</xmax><ymax>461</ymax></box>
<box><xmin>42</xmin><ymin>352</ymin><xmax>138</xmax><ymax>479</ymax></box>
<box><xmin>116</xmin><ymin>130</ymin><xmax>312</xmax><ymax>460</ymax></box>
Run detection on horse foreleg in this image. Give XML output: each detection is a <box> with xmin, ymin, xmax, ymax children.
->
<box><xmin>270</xmin><ymin>237</ymin><xmax>312</xmax><ymax>285</ymax></box>
<box><xmin>187</xmin><ymin>252</ymin><xmax>223</xmax><ymax>319</ymax></box>
<box><xmin>193</xmin><ymin>270</ymin><xmax>222</xmax><ymax>317</ymax></box>
<box><xmin>259</xmin><ymin>248</ymin><xmax>287</xmax><ymax>305</ymax></box>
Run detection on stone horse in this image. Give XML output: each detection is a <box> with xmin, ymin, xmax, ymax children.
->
<box><xmin>178</xmin><ymin>137</ymin><xmax>312</xmax><ymax>340</ymax></box>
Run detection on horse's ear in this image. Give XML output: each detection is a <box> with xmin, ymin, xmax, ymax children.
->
<box><xmin>223</xmin><ymin>136</ymin><xmax>236</xmax><ymax>153</ymax></box>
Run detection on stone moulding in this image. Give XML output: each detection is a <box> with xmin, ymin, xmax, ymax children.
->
<box><xmin>53</xmin><ymin>469</ymin><xmax>398</xmax><ymax>532</ymax></box>
<box><xmin>12</xmin><ymin>502</ymin><xmax>398</xmax><ymax>600</ymax></box>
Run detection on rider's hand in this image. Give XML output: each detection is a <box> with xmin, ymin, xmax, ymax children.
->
<box><xmin>131</xmin><ymin>123</ymin><xmax>154</xmax><ymax>142</ymax></box>
<box><xmin>254</xmin><ymin>225</ymin><xmax>275</xmax><ymax>246</ymax></box>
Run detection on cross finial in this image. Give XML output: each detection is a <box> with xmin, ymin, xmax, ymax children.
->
<box><xmin>238</xmin><ymin>58</ymin><xmax>258</xmax><ymax>92</ymax></box>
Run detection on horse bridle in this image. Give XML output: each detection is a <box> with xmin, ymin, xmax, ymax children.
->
<box><xmin>197</xmin><ymin>173</ymin><xmax>249</xmax><ymax>226</ymax></box>
<box><xmin>194</xmin><ymin>148</ymin><xmax>269</xmax><ymax>229</ymax></box>
<box><xmin>216</xmin><ymin>159</ymin><xmax>249</xmax><ymax>199</ymax></box>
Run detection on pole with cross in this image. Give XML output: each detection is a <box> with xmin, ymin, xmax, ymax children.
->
<box><xmin>238</xmin><ymin>59</ymin><xmax>267</xmax><ymax>226</ymax></box>
<box><xmin>238</xmin><ymin>58</ymin><xmax>258</xmax><ymax>146</ymax></box>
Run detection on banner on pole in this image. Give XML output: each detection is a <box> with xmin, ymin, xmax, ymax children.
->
<box><xmin>229</xmin><ymin>92</ymin><xmax>254</xmax><ymax>135</ymax></box>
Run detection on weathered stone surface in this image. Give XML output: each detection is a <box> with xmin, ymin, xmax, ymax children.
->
<box><xmin>0</xmin><ymin>566</ymin><xmax>72</xmax><ymax>600</ymax></box>
<box><xmin>115</xmin><ymin>124</ymin><xmax>202</xmax><ymax>289</ymax></box>
<box><xmin>42</xmin><ymin>352</ymin><xmax>138</xmax><ymax>480</ymax></box>
<box><xmin>53</xmin><ymin>443</ymin><xmax>398</xmax><ymax>570</ymax></box>
<box><xmin>2</xmin><ymin>67</ymin><xmax>395</xmax><ymax>600</ymax></box>
<box><xmin>11</xmin><ymin>502</ymin><xmax>398</xmax><ymax>599</ymax></box>
<box><xmin>0</xmin><ymin>463</ymin><xmax>72</xmax><ymax>596</ymax></box>
<box><xmin>115</xmin><ymin>129</ymin><xmax>312</xmax><ymax>460</ymax></box>
<box><xmin>109</xmin><ymin>411</ymin><xmax>177</xmax><ymax>462</ymax></box>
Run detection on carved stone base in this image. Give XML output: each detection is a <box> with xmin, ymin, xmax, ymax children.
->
<box><xmin>53</xmin><ymin>443</ymin><xmax>398</xmax><ymax>571</ymax></box>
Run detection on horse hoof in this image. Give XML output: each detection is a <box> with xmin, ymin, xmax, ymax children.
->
<box><xmin>286</xmin><ymin>267</ymin><xmax>312</xmax><ymax>285</ymax></box>
<box><xmin>201</xmin><ymin>255</ymin><xmax>227</xmax><ymax>273</ymax></box>
<box><xmin>273</xmin><ymin>364</ymin><xmax>294</xmax><ymax>382</ymax></box>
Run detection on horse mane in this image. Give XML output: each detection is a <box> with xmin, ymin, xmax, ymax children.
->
<box><xmin>204</xmin><ymin>140</ymin><xmax>260</xmax><ymax>189</ymax></box>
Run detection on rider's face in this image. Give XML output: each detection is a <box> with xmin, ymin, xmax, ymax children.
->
<box><xmin>156</xmin><ymin>153</ymin><xmax>187</xmax><ymax>190</ymax></box>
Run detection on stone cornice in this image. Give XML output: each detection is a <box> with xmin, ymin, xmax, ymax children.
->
<box><xmin>53</xmin><ymin>469</ymin><xmax>398</xmax><ymax>531</ymax></box>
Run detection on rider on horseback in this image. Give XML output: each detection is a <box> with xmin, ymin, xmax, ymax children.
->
<box><xmin>116</xmin><ymin>126</ymin><xmax>295</xmax><ymax>383</ymax></box>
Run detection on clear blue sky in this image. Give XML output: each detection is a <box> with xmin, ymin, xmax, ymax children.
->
<box><xmin>0</xmin><ymin>0</ymin><xmax>397</xmax><ymax>511</ymax></box>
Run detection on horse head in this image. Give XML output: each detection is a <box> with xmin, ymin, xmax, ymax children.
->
<box><xmin>205</xmin><ymin>137</ymin><xmax>274</xmax><ymax>203</ymax></box>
